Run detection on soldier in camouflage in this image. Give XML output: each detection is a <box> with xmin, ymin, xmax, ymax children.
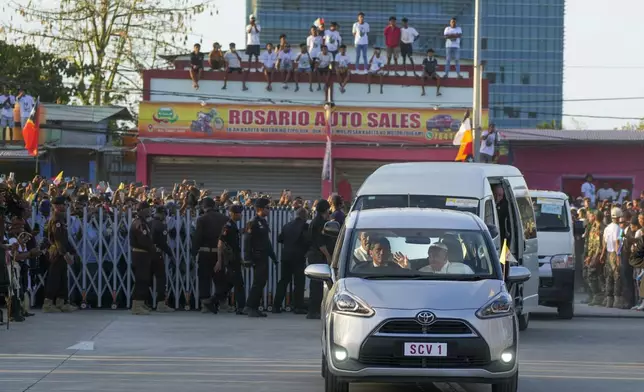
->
<box><xmin>584</xmin><ymin>210</ymin><xmax>605</xmax><ymax>306</ymax></box>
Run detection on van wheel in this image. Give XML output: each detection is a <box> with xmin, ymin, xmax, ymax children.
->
<box><xmin>325</xmin><ymin>368</ymin><xmax>349</xmax><ymax>392</ymax></box>
<box><xmin>518</xmin><ymin>312</ymin><xmax>530</xmax><ymax>331</ymax></box>
<box><xmin>557</xmin><ymin>302</ymin><xmax>574</xmax><ymax>320</ymax></box>
<box><xmin>492</xmin><ymin>370</ymin><xmax>518</xmax><ymax>392</ymax></box>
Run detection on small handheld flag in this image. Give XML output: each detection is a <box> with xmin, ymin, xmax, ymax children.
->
<box><xmin>21</xmin><ymin>97</ymin><xmax>40</xmax><ymax>157</ymax></box>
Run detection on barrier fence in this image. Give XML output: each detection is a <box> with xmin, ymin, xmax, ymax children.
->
<box><xmin>26</xmin><ymin>206</ymin><xmax>302</xmax><ymax>311</ymax></box>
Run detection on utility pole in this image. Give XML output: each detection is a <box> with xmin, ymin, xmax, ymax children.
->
<box><xmin>472</xmin><ymin>0</ymin><xmax>483</xmax><ymax>162</ymax></box>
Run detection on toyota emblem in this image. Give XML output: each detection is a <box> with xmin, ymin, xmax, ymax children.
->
<box><xmin>416</xmin><ymin>311</ymin><xmax>436</xmax><ymax>326</ymax></box>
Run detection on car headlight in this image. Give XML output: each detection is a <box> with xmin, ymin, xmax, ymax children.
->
<box><xmin>551</xmin><ymin>254</ymin><xmax>574</xmax><ymax>269</ymax></box>
<box><xmin>332</xmin><ymin>292</ymin><xmax>374</xmax><ymax>317</ymax></box>
<box><xmin>476</xmin><ymin>291</ymin><xmax>514</xmax><ymax>319</ymax></box>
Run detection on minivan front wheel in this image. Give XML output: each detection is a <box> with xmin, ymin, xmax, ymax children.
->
<box><xmin>518</xmin><ymin>312</ymin><xmax>530</xmax><ymax>331</ymax></box>
<box><xmin>492</xmin><ymin>370</ymin><xmax>518</xmax><ymax>392</ymax></box>
<box><xmin>325</xmin><ymin>369</ymin><xmax>349</xmax><ymax>392</ymax></box>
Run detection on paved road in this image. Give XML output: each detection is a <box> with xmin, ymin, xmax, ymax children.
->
<box><xmin>0</xmin><ymin>309</ymin><xmax>642</xmax><ymax>392</ymax></box>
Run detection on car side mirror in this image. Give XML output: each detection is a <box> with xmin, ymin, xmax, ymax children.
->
<box><xmin>323</xmin><ymin>220</ymin><xmax>341</xmax><ymax>237</ymax></box>
<box><xmin>507</xmin><ymin>266</ymin><xmax>531</xmax><ymax>284</ymax></box>
<box><xmin>305</xmin><ymin>264</ymin><xmax>333</xmax><ymax>282</ymax></box>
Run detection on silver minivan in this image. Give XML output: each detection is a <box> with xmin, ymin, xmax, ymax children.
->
<box><xmin>350</xmin><ymin>162</ymin><xmax>538</xmax><ymax>331</ymax></box>
<box><xmin>306</xmin><ymin>208</ymin><xmax>531</xmax><ymax>392</ymax></box>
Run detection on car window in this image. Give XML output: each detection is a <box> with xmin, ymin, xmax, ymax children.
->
<box><xmin>516</xmin><ymin>196</ymin><xmax>537</xmax><ymax>240</ymax></box>
<box><xmin>354</xmin><ymin>195</ymin><xmax>479</xmax><ymax>215</ymax></box>
<box><xmin>531</xmin><ymin>197</ymin><xmax>569</xmax><ymax>231</ymax></box>
<box><xmin>484</xmin><ymin>199</ymin><xmax>495</xmax><ymax>226</ymax></box>
<box><xmin>346</xmin><ymin>228</ymin><xmax>497</xmax><ymax>280</ymax></box>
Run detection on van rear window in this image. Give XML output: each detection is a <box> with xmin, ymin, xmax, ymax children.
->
<box><xmin>531</xmin><ymin>197</ymin><xmax>569</xmax><ymax>231</ymax></box>
<box><xmin>354</xmin><ymin>195</ymin><xmax>479</xmax><ymax>214</ymax></box>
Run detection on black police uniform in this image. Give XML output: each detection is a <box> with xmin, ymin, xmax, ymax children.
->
<box><xmin>192</xmin><ymin>200</ymin><xmax>228</xmax><ymax>313</ymax></box>
<box><xmin>307</xmin><ymin>200</ymin><xmax>331</xmax><ymax>319</ymax></box>
<box><xmin>218</xmin><ymin>205</ymin><xmax>246</xmax><ymax>312</ymax></box>
<box><xmin>273</xmin><ymin>214</ymin><xmax>309</xmax><ymax>312</ymax></box>
<box><xmin>150</xmin><ymin>207</ymin><xmax>173</xmax><ymax>304</ymax></box>
<box><xmin>129</xmin><ymin>204</ymin><xmax>156</xmax><ymax>303</ymax></box>
<box><xmin>243</xmin><ymin>198</ymin><xmax>277</xmax><ymax>316</ymax></box>
<box><xmin>45</xmin><ymin>198</ymin><xmax>76</xmax><ymax>304</ymax></box>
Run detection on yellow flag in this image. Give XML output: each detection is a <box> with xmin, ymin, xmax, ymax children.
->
<box><xmin>117</xmin><ymin>182</ymin><xmax>125</xmax><ymax>191</ymax></box>
<box><xmin>53</xmin><ymin>171</ymin><xmax>64</xmax><ymax>185</ymax></box>
<box><xmin>499</xmin><ymin>239</ymin><xmax>508</xmax><ymax>265</ymax></box>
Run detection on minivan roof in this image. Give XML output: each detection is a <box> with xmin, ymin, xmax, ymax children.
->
<box><xmin>529</xmin><ymin>190</ymin><xmax>569</xmax><ymax>200</ymax></box>
<box><xmin>356</xmin><ymin>162</ymin><xmax>523</xmax><ymax>199</ymax></box>
<box><xmin>348</xmin><ymin>208</ymin><xmax>484</xmax><ymax>231</ymax></box>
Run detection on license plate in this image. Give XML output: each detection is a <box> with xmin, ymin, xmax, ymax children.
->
<box><xmin>403</xmin><ymin>342</ymin><xmax>447</xmax><ymax>357</ymax></box>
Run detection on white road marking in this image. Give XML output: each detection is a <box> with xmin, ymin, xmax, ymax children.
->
<box><xmin>66</xmin><ymin>341</ymin><xmax>95</xmax><ymax>351</ymax></box>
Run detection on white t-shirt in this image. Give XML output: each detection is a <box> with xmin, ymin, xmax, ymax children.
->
<box><xmin>278</xmin><ymin>50</ymin><xmax>295</xmax><ymax>67</ymax></box>
<box><xmin>246</xmin><ymin>23</ymin><xmax>261</xmax><ymax>45</ymax></box>
<box><xmin>419</xmin><ymin>261</ymin><xmax>474</xmax><ymax>274</ymax></box>
<box><xmin>597</xmin><ymin>187</ymin><xmax>617</xmax><ymax>201</ymax></box>
<box><xmin>0</xmin><ymin>94</ymin><xmax>16</xmax><ymax>117</ymax></box>
<box><xmin>307</xmin><ymin>35</ymin><xmax>323</xmax><ymax>58</ymax></box>
<box><xmin>604</xmin><ymin>222</ymin><xmax>620</xmax><ymax>253</ymax></box>
<box><xmin>401</xmin><ymin>26</ymin><xmax>419</xmax><ymax>44</ymax></box>
<box><xmin>259</xmin><ymin>50</ymin><xmax>278</xmax><ymax>68</ymax></box>
<box><xmin>18</xmin><ymin>95</ymin><xmax>35</xmax><ymax>118</ymax></box>
<box><xmin>352</xmin><ymin>22</ymin><xmax>370</xmax><ymax>45</ymax></box>
<box><xmin>324</xmin><ymin>30</ymin><xmax>342</xmax><ymax>52</ymax></box>
<box><xmin>369</xmin><ymin>55</ymin><xmax>385</xmax><ymax>72</ymax></box>
<box><xmin>444</xmin><ymin>26</ymin><xmax>463</xmax><ymax>48</ymax></box>
<box><xmin>335</xmin><ymin>53</ymin><xmax>351</xmax><ymax>68</ymax></box>
<box><xmin>296</xmin><ymin>53</ymin><xmax>313</xmax><ymax>69</ymax></box>
<box><xmin>317</xmin><ymin>53</ymin><xmax>333</xmax><ymax>68</ymax></box>
<box><xmin>223</xmin><ymin>52</ymin><xmax>241</xmax><ymax>68</ymax></box>
<box><xmin>581</xmin><ymin>182</ymin><xmax>596</xmax><ymax>204</ymax></box>
<box><xmin>480</xmin><ymin>130</ymin><xmax>496</xmax><ymax>156</ymax></box>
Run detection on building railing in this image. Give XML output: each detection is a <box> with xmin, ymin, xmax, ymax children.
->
<box><xmin>27</xmin><ymin>206</ymin><xmax>302</xmax><ymax>311</ymax></box>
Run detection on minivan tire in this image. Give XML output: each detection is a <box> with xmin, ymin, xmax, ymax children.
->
<box><xmin>322</xmin><ymin>353</ymin><xmax>327</xmax><ymax>378</ymax></box>
<box><xmin>518</xmin><ymin>312</ymin><xmax>529</xmax><ymax>331</ymax></box>
<box><xmin>325</xmin><ymin>370</ymin><xmax>349</xmax><ymax>392</ymax></box>
<box><xmin>492</xmin><ymin>370</ymin><xmax>518</xmax><ymax>392</ymax></box>
<box><xmin>557</xmin><ymin>302</ymin><xmax>574</xmax><ymax>320</ymax></box>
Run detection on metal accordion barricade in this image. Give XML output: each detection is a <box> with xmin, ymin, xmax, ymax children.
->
<box><xmin>27</xmin><ymin>205</ymin><xmax>298</xmax><ymax>311</ymax></box>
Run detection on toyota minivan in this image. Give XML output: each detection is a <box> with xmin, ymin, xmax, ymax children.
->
<box><xmin>306</xmin><ymin>208</ymin><xmax>530</xmax><ymax>392</ymax></box>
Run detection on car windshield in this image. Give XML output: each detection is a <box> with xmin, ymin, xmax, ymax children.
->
<box><xmin>353</xmin><ymin>195</ymin><xmax>479</xmax><ymax>215</ymax></box>
<box><xmin>346</xmin><ymin>228</ymin><xmax>498</xmax><ymax>280</ymax></box>
<box><xmin>531</xmin><ymin>197</ymin><xmax>569</xmax><ymax>231</ymax></box>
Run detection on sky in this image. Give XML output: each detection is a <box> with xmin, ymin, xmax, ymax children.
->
<box><xmin>3</xmin><ymin>0</ymin><xmax>643</xmax><ymax>130</ymax></box>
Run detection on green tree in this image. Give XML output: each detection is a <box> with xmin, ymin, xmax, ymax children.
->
<box><xmin>616</xmin><ymin>119</ymin><xmax>644</xmax><ymax>131</ymax></box>
<box><xmin>536</xmin><ymin>120</ymin><xmax>562</xmax><ymax>130</ymax></box>
<box><xmin>5</xmin><ymin>0</ymin><xmax>213</xmax><ymax>106</ymax></box>
<box><xmin>0</xmin><ymin>41</ymin><xmax>73</xmax><ymax>103</ymax></box>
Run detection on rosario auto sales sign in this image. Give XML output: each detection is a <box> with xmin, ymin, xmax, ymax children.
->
<box><xmin>138</xmin><ymin>102</ymin><xmax>489</xmax><ymax>145</ymax></box>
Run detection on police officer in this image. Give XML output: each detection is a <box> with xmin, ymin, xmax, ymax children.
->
<box><xmin>306</xmin><ymin>199</ymin><xmax>332</xmax><ymax>320</ymax></box>
<box><xmin>217</xmin><ymin>204</ymin><xmax>246</xmax><ymax>314</ymax></box>
<box><xmin>43</xmin><ymin>196</ymin><xmax>78</xmax><ymax>313</ymax></box>
<box><xmin>150</xmin><ymin>205</ymin><xmax>175</xmax><ymax>312</ymax></box>
<box><xmin>243</xmin><ymin>198</ymin><xmax>277</xmax><ymax>318</ymax></box>
<box><xmin>192</xmin><ymin>197</ymin><xmax>228</xmax><ymax>314</ymax></box>
<box><xmin>273</xmin><ymin>207</ymin><xmax>309</xmax><ymax>314</ymax></box>
<box><xmin>129</xmin><ymin>201</ymin><xmax>156</xmax><ymax>315</ymax></box>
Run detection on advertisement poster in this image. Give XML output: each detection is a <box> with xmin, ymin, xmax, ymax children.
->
<box><xmin>138</xmin><ymin>102</ymin><xmax>489</xmax><ymax>145</ymax></box>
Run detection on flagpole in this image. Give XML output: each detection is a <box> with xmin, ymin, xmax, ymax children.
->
<box><xmin>472</xmin><ymin>0</ymin><xmax>483</xmax><ymax>162</ymax></box>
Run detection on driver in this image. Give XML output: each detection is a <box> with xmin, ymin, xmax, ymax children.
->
<box><xmin>353</xmin><ymin>237</ymin><xmax>410</xmax><ymax>272</ymax></box>
<box><xmin>419</xmin><ymin>242</ymin><xmax>474</xmax><ymax>274</ymax></box>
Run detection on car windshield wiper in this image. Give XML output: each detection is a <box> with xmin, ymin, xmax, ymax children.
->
<box><xmin>360</xmin><ymin>274</ymin><xmax>442</xmax><ymax>280</ymax></box>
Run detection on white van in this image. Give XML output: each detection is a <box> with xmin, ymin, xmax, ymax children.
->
<box><xmin>529</xmin><ymin>190</ymin><xmax>576</xmax><ymax>319</ymax></box>
<box><xmin>351</xmin><ymin>162</ymin><xmax>539</xmax><ymax>331</ymax></box>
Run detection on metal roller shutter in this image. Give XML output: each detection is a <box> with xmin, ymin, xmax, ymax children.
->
<box><xmin>150</xmin><ymin>157</ymin><xmax>322</xmax><ymax>200</ymax></box>
<box><xmin>335</xmin><ymin>160</ymin><xmax>390</xmax><ymax>194</ymax></box>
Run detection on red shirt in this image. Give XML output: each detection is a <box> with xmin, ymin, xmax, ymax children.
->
<box><xmin>384</xmin><ymin>25</ymin><xmax>401</xmax><ymax>48</ymax></box>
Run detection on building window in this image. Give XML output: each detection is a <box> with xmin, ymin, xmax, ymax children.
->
<box><xmin>528</xmin><ymin>112</ymin><xmax>537</xmax><ymax>119</ymax></box>
<box><xmin>521</xmin><ymin>73</ymin><xmax>531</xmax><ymax>85</ymax></box>
<box><xmin>503</xmin><ymin>107</ymin><xmax>520</xmax><ymax>119</ymax></box>
<box><xmin>499</xmin><ymin>66</ymin><xmax>505</xmax><ymax>83</ymax></box>
<box><xmin>486</xmin><ymin>72</ymin><xmax>496</xmax><ymax>83</ymax></box>
<box><xmin>481</xmin><ymin>38</ymin><xmax>488</xmax><ymax>50</ymax></box>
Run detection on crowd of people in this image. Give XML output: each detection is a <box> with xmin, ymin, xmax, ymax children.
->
<box><xmin>572</xmin><ymin>174</ymin><xmax>644</xmax><ymax>311</ymax></box>
<box><xmin>189</xmin><ymin>13</ymin><xmax>462</xmax><ymax>95</ymax></box>
<box><xmin>1</xmin><ymin>86</ymin><xmax>36</xmax><ymax>145</ymax></box>
<box><xmin>0</xmin><ymin>173</ymin><xmax>347</xmax><ymax>323</ymax></box>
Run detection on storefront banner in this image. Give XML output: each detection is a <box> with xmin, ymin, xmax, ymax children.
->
<box><xmin>138</xmin><ymin>102</ymin><xmax>489</xmax><ymax>145</ymax></box>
